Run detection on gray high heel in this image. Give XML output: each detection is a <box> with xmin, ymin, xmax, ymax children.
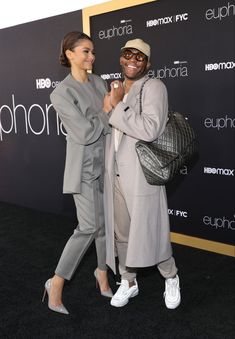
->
<box><xmin>42</xmin><ymin>279</ymin><xmax>69</xmax><ymax>315</ymax></box>
<box><xmin>94</xmin><ymin>269</ymin><xmax>113</xmax><ymax>298</ymax></box>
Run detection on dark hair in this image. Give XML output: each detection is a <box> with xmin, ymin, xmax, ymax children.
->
<box><xmin>59</xmin><ymin>31</ymin><xmax>93</xmax><ymax>68</ymax></box>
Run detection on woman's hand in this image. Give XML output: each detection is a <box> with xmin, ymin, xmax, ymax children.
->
<box><xmin>103</xmin><ymin>92</ymin><xmax>113</xmax><ymax>113</ymax></box>
<box><xmin>110</xmin><ymin>81</ymin><xmax>125</xmax><ymax>108</ymax></box>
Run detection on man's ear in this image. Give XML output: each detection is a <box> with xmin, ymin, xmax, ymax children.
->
<box><xmin>146</xmin><ymin>61</ymin><xmax>151</xmax><ymax>70</ymax></box>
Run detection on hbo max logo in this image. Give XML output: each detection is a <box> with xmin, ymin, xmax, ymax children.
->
<box><xmin>168</xmin><ymin>209</ymin><xmax>188</xmax><ymax>218</ymax></box>
<box><xmin>36</xmin><ymin>78</ymin><xmax>60</xmax><ymax>89</ymax></box>
<box><xmin>146</xmin><ymin>13</ymin><xmax>188</xmax><ymax>27</ymax></box>
<box><xmin>205</xmin><ymin>61</ymin><xmax>235</xmax><ymax>71</ymax></box>
<box><xmin>204</xmin><ymin>167</ymin><xmax>234</xmax><ymax>176</ymax></box>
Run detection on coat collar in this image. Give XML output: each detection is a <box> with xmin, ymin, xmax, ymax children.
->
<box><xmin>124</xmin><ymin>75</ymin><xmax>149</xmax><ymax>97</ymax></box>
<box><xmin>123</xmin><ymin>75</ymin><xmax>149</xmax><ymax>104</ymax></box>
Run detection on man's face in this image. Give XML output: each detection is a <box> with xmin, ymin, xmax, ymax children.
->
<box><xmin>120</xmin><ymin>48</ymin><xmax>150</xmax><ymax>80</ymax></box>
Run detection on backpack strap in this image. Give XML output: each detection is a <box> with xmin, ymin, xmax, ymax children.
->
<box><xmin>139</xmin><ymin>77</ymin><xmax>172</xmax><ymax>119</ymax></box>
<box><xmin>139</xmin><ymin>77</ymin><xmax>151</xmax><ymax>115</ymax></box>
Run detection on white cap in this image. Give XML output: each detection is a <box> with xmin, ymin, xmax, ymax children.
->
<box><xmin>121</xmin><ymin>38</ymin><xmax>150</xmax><ymax>58</ymax></box>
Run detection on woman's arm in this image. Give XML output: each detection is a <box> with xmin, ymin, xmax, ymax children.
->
<box><xmin>50</xmin><ymin>91</ymin><xmax>107</xmax><ymax>145</ymax></box>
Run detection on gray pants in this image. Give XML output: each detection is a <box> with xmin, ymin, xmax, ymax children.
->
<box><xmin>114</xmin><ymin>175</ymin><xmax>178</xmax><ymax>282</ymax></box>
<box><xmin>55</xmin><ymin>178</ymin><xmax>106</xmax><ymax>280</ymax></box>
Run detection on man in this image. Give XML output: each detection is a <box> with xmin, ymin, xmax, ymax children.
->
<box><xmin>103</xmin><ymin>38</ymin><xmax>181</xmax><ymax>309</ymax></box>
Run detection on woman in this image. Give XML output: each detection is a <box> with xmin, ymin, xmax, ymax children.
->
<box><xmin>42</xmin><ymin>31</ymin><xmax>113</xmax><ymax>315</ymax></box>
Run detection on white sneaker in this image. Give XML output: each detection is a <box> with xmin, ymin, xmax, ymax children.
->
<box><xmin>110</xmin><ymin>279</ymin><xmax>139</xmax><ymax>307</ymax></box>
<box><xmin>164</xmin><ymin>275</ymin><xmax>181</xmax><ymax>309</ymax></box>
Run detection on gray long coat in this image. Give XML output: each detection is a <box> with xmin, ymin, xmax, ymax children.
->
<box><xmin>104</xmin><ymin>76</ymin><xmax>172</xmax><ymax>274</ymax></box>
<box><xmin>50</xmin><ymin>73</ymin><xmax>110</xmax><ymax>194</ymax></box>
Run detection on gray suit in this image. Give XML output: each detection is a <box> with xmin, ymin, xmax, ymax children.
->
<box><xmin>50</xmin><ymin>73</ymin><xmax>110</xmax><ymax>280</ymax></box>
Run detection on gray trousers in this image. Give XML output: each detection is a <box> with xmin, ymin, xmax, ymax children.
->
<box><xmin>114</xmin><ymin>175</ymin><xmax>178</xmax><ymax>282</ymax></box>
<box><xmin>55</xmin><ymin>178</ymin><xmax>106</xmax><ymax>280</ymax></box>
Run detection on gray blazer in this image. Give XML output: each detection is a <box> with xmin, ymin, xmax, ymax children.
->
<box><xmin>104</xmin><ymin>76</ymin><xmax>172</xmax><ymax>273</ymax></box>
<box><xmin>50</xmin><ymin>73</ymin><xmax>110</xmax><ymax>194</ymax></box>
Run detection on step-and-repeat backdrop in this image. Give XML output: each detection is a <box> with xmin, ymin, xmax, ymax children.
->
<box><xmin>0</xmin><ymin>0</ymin><xmax>234</xmax><ymax>255</ymax></box>
<box><xmin>85</xmin><ymin>0</ymin><xmax>235</xmax><ymax>254</ymax></box>
<box><xmin>0</xmin><ymin>11</ymin><xmax>83</xmax><ymax>216</ymax></box>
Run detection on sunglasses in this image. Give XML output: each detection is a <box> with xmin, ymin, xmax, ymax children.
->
<box><xmin>121</xmin><ymin>49</ymin><xmax>147</xmax><ymax>62</ymax></box>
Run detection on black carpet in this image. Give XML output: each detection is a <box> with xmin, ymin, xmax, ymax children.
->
<box><xmin>0</xmin><ymin>202</ymin><xmax>234</xmax><ymax>339</ymax></box>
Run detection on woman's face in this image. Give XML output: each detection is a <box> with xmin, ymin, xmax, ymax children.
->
<box><xmin>66</xmin><ymin>39</ymin><xmax>95</xmax><ymax>71</ymax></box>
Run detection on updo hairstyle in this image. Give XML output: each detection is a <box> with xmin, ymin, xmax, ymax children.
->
<box><xmin>59</xmin><ymin>31</ymin><xmax>93</xmax><ymax>68</ymax></box>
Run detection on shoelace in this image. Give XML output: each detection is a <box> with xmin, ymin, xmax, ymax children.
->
<box><xmin>115</xmin><ymin>281</ymin><xmax>129</xmax><ymax>296</ymax></box>
<box><xmin>167</xmin><ymin>278</ymin><xmax>179</xmax><ymax>296</ymax></box>
<box><xmin>168</xmin><ymin>278</ymin><xmax>177</xmax><ymax>286</ymax></box>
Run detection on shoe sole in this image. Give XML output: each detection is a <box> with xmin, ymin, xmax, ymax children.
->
<box><xmin>110</xmin><ymin>290</ymin><xmax>139</xmax><ymax>307</ymax></box>
<box><xmin>165</xmin><ymin>296</ymin><xmax>181</xmax><ymax>309</ymax></box>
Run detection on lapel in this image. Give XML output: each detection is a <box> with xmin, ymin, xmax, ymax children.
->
<box><xmin>117</xmin><ymin>76</ymin><xmax>149</xmax><ymax>148</ymax></box>
<box><xmin>116</xmin><ymin>128</ymin><xmax>124</xmax><ymax>150</ymax></box>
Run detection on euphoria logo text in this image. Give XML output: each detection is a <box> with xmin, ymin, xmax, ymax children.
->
<box><xmin>98</xmin><ymin>21</ymin><xmax>133</xmax><ymax>40</ymax></box>
<box><xmin>0</xmin><ymin>94</ymin><xmax>66</xmax><ymax>141</ymax></box>
<box><xmin>204</xmin><ymin>115</ymin><xmax>235</xmax><ymax>130</ymax></box>
<box><xmin>203</xmin><ymin>215</ymin><xmax>235</xmax><ymax>231</ymax></box>
<box><xmin>148</xmin><ymin>61</ymin><xmax>188</xmax><ymax>79</ymax></box>
<box><xmin>205</xmin><ymin>2</ymin><xmax>235</xmax><ymax>20</ymax></box>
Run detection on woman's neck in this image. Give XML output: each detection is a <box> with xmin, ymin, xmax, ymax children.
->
<box><xmin>71</xmin><ymin>68</ymin><xmax>89</xmax><ymax>83</ymax></box>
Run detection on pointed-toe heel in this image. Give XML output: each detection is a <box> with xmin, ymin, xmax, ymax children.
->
<box><xmin>100</xmin><ymin>288</ymin><xmax>113</xmax><ymax>298</ymax></box>
<box><xmin>42</xmin><ymin>279</ymin><xmax>69</xmax><ymax>315</ymax></box>
<box><xmin>94</xmin><ymin>269</ymin><xmax>113</xmax><ymax>298</ymax></box>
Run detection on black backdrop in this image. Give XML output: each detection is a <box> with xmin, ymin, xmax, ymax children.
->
<box><xmin>0</xmin><ymin>10</ymin><xmax>83</xmax><ymax>216</ymax></box>
<box><xmin>89</xmin><ymin>0</ymin><xmax>235</xmax><ymax>246</ymax></box>
<box><xmin>0</xmin><ymin>0</ymin><xmax>234</xmax><ymax>252</ymax></box>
